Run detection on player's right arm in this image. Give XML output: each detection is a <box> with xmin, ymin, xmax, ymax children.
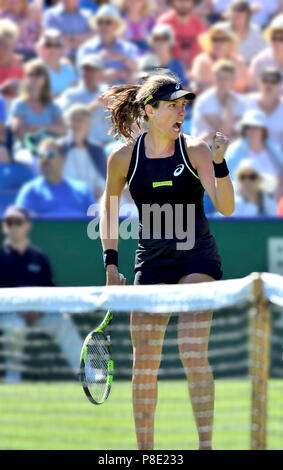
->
<box><xmin>100</xmin><ymin>143</ymin><xmax>133</xmax><ymax>285</ymax></box>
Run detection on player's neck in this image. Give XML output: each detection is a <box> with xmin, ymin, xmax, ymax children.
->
<box><xmin>145</xmin><ymin>128</ymin><xmax>175</xmax><ymax>158</ymax></box>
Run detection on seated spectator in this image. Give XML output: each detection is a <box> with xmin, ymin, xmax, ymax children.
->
<box><xmin>57</xmin><ymin>54</ymin><xmax>113</xmax><ymax>147</ymax></box>
<box><xmin>231</xmin><ymin>159</ymin><xmax>278</xmax><ymax>217</ymax></box>
<box><xmin>0</xmin><ymin>0</ymin><xmax>42</xmax><ymax>62</ymax></box>
<box><xmin>36</xmin><ymin>28</ymin><xmax>77</xmax><ymax>97</ymax></box>
<box><xmin>0</xmin><ymin>147</ymin><xmax>33</xmax><ymax>214</ymax></box>
<box><xmin>147</xmin><ymin>24</ymin><xmax>188</xmax><ymax>85</ymax></box>
<box><xmin>61</xmin><ymin>103</ymin><xmax>106</xmax><ymax>200</ymax></box>
<box><xmin>245</xmin><ymin>67</ymin><xmax>283</xmax><ymax>150</ymax></box>
<box><xmin>0</xmin><ymin>19</ymin><xmax>24</xmax><ymax>103</ymax></box>
<box><xmin>157</xmin><ymin>0</ymin><xmax>206</xmax><ymax>70</ymax></box>
<box><xmin>222</xmin><ymin>0</ymin><xmax>267</xmax><ymax>65</ymax></box>
<box><xmin>214</xmin><ymin>0</ymin><xmax>278</xmax><ymax>28</ymax></box>
<box><xmin>43</xmin><ymin>0</ymin><xmax>93</xmax><ymax>60</ymax></box>
<box><xmin>136</xmin><ymin>53</ymin><xmax>162</xmax><ymax>84</ymax></box>
<box><xmin>15</xmin><ymin>138</ymin><xmax>95</xmax><ymax>218</ymax></box>
<box><xmin>0</xmin><ymin>93</ymin><xmax>7</xmax><ymax>148</ymax></box>
<box><xmin>0</xmin><ymin>204</ymin><xmax>83</xmax><ymax>383</ymax></box>
<box><xmin>225</xmin><ymin>110</ymin><xmax>283</xmax><ymax>198</ymax></box>
<box><xmin>77</xmin><ymin>4</ymin><xmax>139</xmax><ymax>85</ymax></box>
<box><xmin>116</xmin><ymin>0</ymin><xmax>156</xmax><ymax>54</ymax></box>
<box><xmin>249</xmin><ymin>13</ymin><xmax>283</xmax><ymax>94</ymax></box>
<box><xmin>277</xmin><ymin>194</ymin><xmax>283</xmax><ymax>216</ymax></box>
<box><xmin>191</xmin><ymin>59</ymin><xmax>245</xmax><ymax>142</ymax></box>
<box><xmin>190</xmin><ymin>21</ymin><xmax>249</xmax><ymax>93</ymax></box>
<box><xmin>10</xmin><ymin>58</ymin><xmax>66</xmax><ymax>143</ymax></box>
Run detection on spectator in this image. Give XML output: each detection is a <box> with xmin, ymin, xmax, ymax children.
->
<box><xmin>157</xmin><ymin>0</ymin><xmax>206</xmax><ymax>70</ymax></box>
<box><xmin>10</xmin><ymin>58</ymin><xmax>66</xmax><ymax>142</ymax></box>
<box><xmin>0</xmin><ymin>204</ymin><xmax>83</xmax><ymax>383</ymax></box>
<box><xmin>15</xmin><ymin>138</ymin><xmax>95</xmax><ymax>218</ymax></box>
<box><xmin>0</xmin><ymin>0</ymin><xmax>42</xmax><ymax>62</ymax></box>
<box><xmin>57</xmin><ymin>54</ymin><xmax>113</xmax><ymax>147</ymax></box>
<box><xmin>214</xmin><ymin>0</ymin><xmax>278</xmax><ymax>28</ymax></box>
<box><xmin>231</xmin><ymin>159</ymin><xmax>278</xmax><ymax>217</ymax></box>
<box><xmin>245</xmin><ymin>67</ymin><xmax>283</xmax><ymax>151</ymax></box>
<box><xmin>0</xmin><ymin>19</ymin><xmax>24</xmax><ymax>103</ymax></box>
<box><xmin>191</xmin><ymin>59</ymin><xmax>245</xmax><ymax>142</ymax></box>
<box><xmin>61</xmin><ymin>103</ymin><xmax>106</xmax><ymax>200</ymax></box>
<box><xmin>0</xmin><ymin>93</ymin><xmax>7</xmax><ymax>148</ymax></box>
<box><xmin>222</xmin><ymin>0</ymin><xmax>267</xmax><ymax>65</ymax></box>
<box><xmin>225</xmin><ymin>109</ymin><xmax>283</xmax><ymax>198</ymax></box>
<box><xmin>277</xmin><ymin>194</ymin><xmax>283</xmax><ymax>216</ymax></box>
<box><xmin>116</xmin><ymin>0</ymin><xmax>156</xmax><ymax>54</ymax></box>
<box><xmin>77</xmin><ymin>4</ymin><xmax>139</xmax><ymax>85</ymax></box>
<box><xmin>43</xmin><ymin>0</ymin><xmax>93</xmax><ymax>59</ymax></box>
<box><xmin>0</xmin><ymin>146</ymin><xmax>33</xmax><ymax>215</ymax></box>
<box><xmin>36</xmin><ymin>28</ymin><xmax>77</xmax><ymax>97</ymax></box>
<box><xmin>190</xmin><ymin>21</ymin><xmax>249</xmax><ymax>93</ymax></box>
<box><xmin>249</xmin><ymin>13</ymin><xmax>283</xmax><ymax>94</ymax></box>
<box><xmin>147</xmin><ymin>24</ymin><xmax>188</xmax><ymax>84</ymax></box>
<box><xmin>136</xmin><ymin>53</ymin><xmax>162</xmax><ymax>84</ymax></box>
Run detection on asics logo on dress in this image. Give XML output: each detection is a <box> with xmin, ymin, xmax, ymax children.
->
<box><xmin>173</xmin><ymin>164</ymin><xmax>184</xmax><ymax>176</ymax></box>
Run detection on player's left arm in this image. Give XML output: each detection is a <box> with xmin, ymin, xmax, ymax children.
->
<box><xmin>186</xmin><ymin>132</ymin><xmax>235</xmax><ymax>217</ymax></box>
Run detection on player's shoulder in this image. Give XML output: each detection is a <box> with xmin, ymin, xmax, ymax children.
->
<box><xmin>182</xmin><ymin>134</ymin><xmax>212</xmax><ymax>167</ymax></box>
<box><xmin>107</xmin><ymin>138</ymin><xmax>138</xmax><ymax>177</ymax></box>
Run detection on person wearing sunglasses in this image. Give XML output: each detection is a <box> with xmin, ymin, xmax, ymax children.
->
<box><xmin>249</xmin><ymin>13</ymin><xmax>283</xmax><ymax>94</ymax></box>
<box><xmin>190</xmin><ymin>21</ymin><xmax>249</xmax><ymax>94</ymax></box>
<box><xmin>36</xmin><ymin>28</ymin><xmax>77</xmax><ymax>98</ymax></box>
<box><xmin>0</xmin><ymin>204</ymin><xmax>85</xmax><ymax>383</ymax></box>
<box><xmin>10</xmin><ymin>58</ymin><xmax>66</xmax><ymax>142</ymax></box>
<box><xmin>15</xmin><ymin>137</ymin><xmax>95</xmax><ymax>218</ymax></box>
<box><xmin>77</xmin><ymin>4</ymin><xmax>139</xmax><ymax>86</ymax></box>
<box><xmin>245</xmin><ymin>67</ymin><xmax>283</xmax><ymax>151</ymax></box>
<box><xmin>231</xmin><ymin>159</ymin><xmax>277</xmax><ymax>217</ymax></box>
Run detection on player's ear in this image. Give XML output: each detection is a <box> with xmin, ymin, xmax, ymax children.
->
<box><xmin>144</xmin><ymin>104</ymin><xmax>155</xmax><ymax>119</ymax></box>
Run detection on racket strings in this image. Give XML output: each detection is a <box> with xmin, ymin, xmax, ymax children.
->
<box><xmin>84</xmin><ymin>332</ymin><xmax>110</xmax><ymax>403</ymax></box>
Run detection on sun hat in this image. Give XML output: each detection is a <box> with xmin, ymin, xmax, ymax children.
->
<box><xmin>198</xmin><ymin>22</ymin><xmax>238</xmax><ymax>54</ymax></box>
<box><xmin>80</xmin><ymin>54</ymin><xmax>103</xmax><ymax>70</ymax></box>
<box><xmin>264</xmin><ymin>13</ymin><xmax>283</xmax><ymax>44</ymax></box>
<box><xmin>89</xmin><ymin>4</ymin><xmax>126</xmax><ymax>35</ymax></box>
<box><xmin>236</xmin><ymin>110</ymin><xmax>268</xmax><ymax>132</ymax></box>
<box><xmin>136</xmin><ymin>54</ymin><xmax>161</xmax><ymax>80</ymax></box>
<box><xmin>147</xmin><ymin>24</ymin><xmax>175</xmax><ymax>48</ymax></box>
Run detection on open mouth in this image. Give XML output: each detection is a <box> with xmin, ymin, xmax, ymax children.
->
<box><xmin>172</xmin><ymin>121</ymin><xmax>183</xmax><ymax>132</ymax></box>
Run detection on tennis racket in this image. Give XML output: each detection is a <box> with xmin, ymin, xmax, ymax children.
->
<box><xmin>79</xmin><ymin>273</ymin><xmax>124</xmax><ymax>405</ymax></box>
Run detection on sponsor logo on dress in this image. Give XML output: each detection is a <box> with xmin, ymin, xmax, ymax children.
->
<box><xmin>173</xmin><ymin>164</ymin><xmax>184</xmax><ymax>176</ymax></box>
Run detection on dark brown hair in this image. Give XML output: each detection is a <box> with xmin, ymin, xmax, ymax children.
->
<box><xmin>103</xmin><ymin>73</ymin><xmax>179</xmax><ymax>139</ymax></box>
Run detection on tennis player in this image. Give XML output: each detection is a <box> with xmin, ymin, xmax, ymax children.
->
<box><xmin>100</xmin><ymin>73</ymin><xmax>234</xmax><ymax>450</ymax></box>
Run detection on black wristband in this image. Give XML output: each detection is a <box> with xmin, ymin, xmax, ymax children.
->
<box><xmin>103</xmin><ymin>249</ymin><xmax>118</xmax><ymax>268</ymax></box>
<box><xmin>213</xmin><ymin>159</ymin><xmax>229</xmax><ymax>178</ymax></box>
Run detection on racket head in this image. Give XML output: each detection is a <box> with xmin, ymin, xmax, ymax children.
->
<box><xmin>80</xmin><ymin>328</ymin><xmax>114</xmax><ymax>405</ymax></box>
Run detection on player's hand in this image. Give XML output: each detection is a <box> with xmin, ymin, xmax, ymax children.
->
<box><xmin>106</xmin><ymin>266</ymin><xmax>126</xmax><ymax>286</ymax></box>
<box><xmin>212</xmin><ymin>132</ymin><xmax>229</xmax><ymax>164</ymax></box>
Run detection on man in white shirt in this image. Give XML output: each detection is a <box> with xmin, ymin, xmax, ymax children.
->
<box><xmin>191</xmin><ymin>59</ymin><xmax>245</xmax><ymax>141</ymax></box>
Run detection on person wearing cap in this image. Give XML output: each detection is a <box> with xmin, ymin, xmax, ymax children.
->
<box><xmin>190</xmin><ymin>21</ymin><xmax>249</xmax><ymax>94</ymax></box>
<box><xmin>101</xmin><ymin>73</ymin><xmax>234</xmax><ymax>450</ymax></box>
<box><xmin>10</xmin><ymin>58</ymin><xmax>66</xmax><ymax>142</ymax></box>
<box><xmin>249</xmin><ymin>13</ymin><xmax>283</xmax><ymax>94</ymax></box>
<box><xmin>36</xmin><ymin>28</ymin><xmax>77</xmax><ymax>97</ymax></box>
<box><xmin>147</xmin><ymin>24</ymin><xmax>189</xmax><ymax>86</ymax></box>
<box><xmin>157</xmin><ymin>0</ymin><xmax>206</xmax><ymax>70</ymax></box>
<box><xmin>76</xmin><ymin>4</ymin><xmax>139</xmax><ymax>86</ymax></box>
<box><xmin>43</xmin><ymin>0</ymin><xmax>93</xmax><ymax>59</ymax></box>
<box><xmin>57</xmin><ymin>53</ymin><xmax>113</xmax><ymax>147</ymax></box>
<box><xmin>222</xmin><ymin>0</ymin><xmax>268</xmax><ymax>65</ymax></box>
<box><xmin>15</xmin><ymin>137</ymin><xmax>95</xmax><ymax>218</ymax></box>
<box><xmin>0</xmin><ymin>204</ymin><xmax>85</xmax><ymax>383</ymax></box>
<box><xmin>191</xmin><ymin>59</ymin><xmax>246</xmax><ymax>142</ymax></box>
<box><xmin>225</xmin><ymin>110</ymin><xmax>283</xmax><ymax>199</ymax></box>
<box><xmin>232</xmin><ymin>159</ymin><xmax>277</xmax><ymax>216</ymax></box>
<box><xmin>245</xmin><ymin>67</ymin><xmax>283</xmax><ymax>150</ymax></box>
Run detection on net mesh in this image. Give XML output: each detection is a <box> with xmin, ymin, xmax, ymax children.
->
<box><xmin>0</xmin><ymin>273</ymin><xmax>282</xmax><ymax>450</ymax></box>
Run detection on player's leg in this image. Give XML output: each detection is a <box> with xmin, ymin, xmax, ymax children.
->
<box><xmin>177</xmin><ymin>273</ymin><xmax>215</xmax><ymax>450</ymax></box>
<box><xmin>130</xmin><ymin>309</ymin><xmax>171</xmax><ymax>450</ymax></box>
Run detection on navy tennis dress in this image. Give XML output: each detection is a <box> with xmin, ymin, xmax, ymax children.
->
<box><xmin>126</xmin><ymin>133</ymin><xmax>222</xmax><ymax>285</ymax></box>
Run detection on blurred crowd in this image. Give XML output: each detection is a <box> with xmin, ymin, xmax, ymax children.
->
<box><xmin>0</xmin><ymin>0</ymin><xmax>283</xmax><ymax>219</ymax></box>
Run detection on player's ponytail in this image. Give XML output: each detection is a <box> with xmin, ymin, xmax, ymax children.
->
<box><xmin>104</xmin><ymin>84</ymin><xmax>142</xmax><ymax>140</ymax></box>
<box><xmin>104</xmin><ymin>73</ymin><xmax>179</xmax><ymax>139</ymax></box>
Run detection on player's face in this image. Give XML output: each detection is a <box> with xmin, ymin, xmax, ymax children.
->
<box><xmin>149</xmin><ymin>97</ymin><xmax>187</xmax><ymax>140</ymax></box>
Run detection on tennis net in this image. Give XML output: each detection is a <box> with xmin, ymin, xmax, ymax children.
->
<box><xmin>0</xmin><ymin>272</ymin><xmax>282</xmax><ymax>450</ymax></box>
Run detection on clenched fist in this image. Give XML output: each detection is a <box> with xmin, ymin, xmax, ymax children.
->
<box><xmin>211</xmin><ymin>132</ymin><xmax>229</xmax><ymax>164</ymax></box>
